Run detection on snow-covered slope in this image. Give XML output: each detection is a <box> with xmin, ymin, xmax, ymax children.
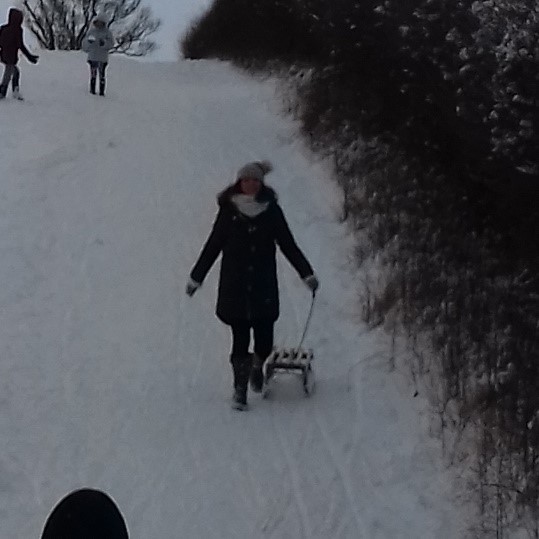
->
<box><xmin>0</xmin><ymin>52</ymin><xmax>468</xmax><ymax>538</ymax></box>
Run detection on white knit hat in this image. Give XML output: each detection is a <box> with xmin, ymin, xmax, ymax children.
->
<box><xmin>236</xmin><ymin>160</ymin><xmax>273</xmax><ymax>181</ymax></box>
<box><xmin>93</xmin><ymin>11</ymin><xmax>109</xmax><ymax>24</ymax></box>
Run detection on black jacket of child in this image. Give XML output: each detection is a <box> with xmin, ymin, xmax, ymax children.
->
<box><xmin>0</xmin><ymin>8</ymin><xmax>36</xmax><ymax>65</ymax></box>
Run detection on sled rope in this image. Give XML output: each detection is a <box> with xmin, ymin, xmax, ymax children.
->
<box><xmin>297</xmin><ymin>291</ymin><xmax>316</xmax><ymax>352</ymax></box>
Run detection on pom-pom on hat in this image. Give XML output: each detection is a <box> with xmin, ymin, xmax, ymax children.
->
<box><xmin>236</xmin><ymin>160</ymin><xmax>273</xmax><ymax>181</ymax></box>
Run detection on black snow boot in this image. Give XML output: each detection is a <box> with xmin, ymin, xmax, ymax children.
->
<box><xmin>0</xmin><ymin>84</ymin><xmax>7</xmax><ymax>99</ymax></box>
<box><xmin>231</xmin><ymin>355</ymin><xmax>252</xmax><ymax>411</ymax></box>
<box><xmin>90</xmin><ymin>77</ymin><xmax>96</xmax><ymax>95</ymax></box>
<box><xmin>249</xmin><ymin>354</ymin><xmax>264</xmax><ymax>393</ymax></box>
<box><xmin>99</xmin><ymin>79</ymin><xmax>106</xmax><ymax>96</ymax></box>
<box><xmin>232</xmin><ymin>387</ymin><xmax>247</xmax><ymax>411</ymax></box>
<box><xmin>12</xmin><ymin>86</ymin><xmax>23</xmax><ymax>100</ymax></box>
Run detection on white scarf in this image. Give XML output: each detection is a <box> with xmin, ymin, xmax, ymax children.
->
<box><xmin>231</xmin><ymin>194</ymin><xmax>269</xmax><ymax>218</ymax></box>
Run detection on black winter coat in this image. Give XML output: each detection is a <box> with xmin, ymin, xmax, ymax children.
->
<box><xmin>190</xmin><ymin>186</ymin><xmax>314</xmax><ymax>325</ymax></box>
<box><xmin>0</xmin><ymin>9</ymin><xmax>33</xmax><ymax>65</ymax></box>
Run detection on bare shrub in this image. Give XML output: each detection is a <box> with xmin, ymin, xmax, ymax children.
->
<box><xmin>23</xmin><ymin>0</ymin><xmax>160</xmax><ymax>56</ymax></box>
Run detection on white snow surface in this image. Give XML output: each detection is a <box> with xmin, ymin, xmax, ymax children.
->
<box><xmin>0</xmin><ymin>53</ymin><xmax>468</xmax><ymax>538</ymax></box>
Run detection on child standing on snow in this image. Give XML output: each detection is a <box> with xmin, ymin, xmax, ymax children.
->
<box><xmin>82</xmin><ymin>13</ymin><xmax>113</xmax><ymax>96</ymax></box>
<box><xmin>0</xmin><ymin>8</ymin><xmax>39</xmax><ymax>100</ymax></box>
<box><xmin>186</xmin><ymin>161</ymin><xmax>319</xmax><ymax>410</ymax></box>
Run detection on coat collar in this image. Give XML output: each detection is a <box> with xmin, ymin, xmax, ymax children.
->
<box><xmin>218</xmin><ymin>184</ymin><xmax>277</xmax><ymax>211</ymax></box>
<box><xmin>230</xmin><ymin>194</ymin><xmax>270</xmax><ymax>218</ymax></box>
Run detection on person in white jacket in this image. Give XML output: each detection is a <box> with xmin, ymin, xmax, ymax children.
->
<box><xmin>82</xmin><ymin>13</ymin><xmax>114</xmax><ymax>96</ymax></box>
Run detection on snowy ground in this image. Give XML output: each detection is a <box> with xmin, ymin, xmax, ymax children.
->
<box><xmin>1</xmin><ymin>52</ymin><xmax>469</xmax><ymax>538</ymax></box>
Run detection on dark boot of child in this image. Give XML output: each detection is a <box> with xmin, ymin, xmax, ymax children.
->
<box><xmin>231</xmin><ymin>355</ymin><xmax>252</xmax><ymax>411</ymax></box>
<box><xmin>249</xmin><ymin>354</ymin><xmax>264</xmax><ymax>393</ymax></box>
<box><xmin>90</xmin><ymin>77</ymin><xmax>96</xmax><ymax>95</ymax></box>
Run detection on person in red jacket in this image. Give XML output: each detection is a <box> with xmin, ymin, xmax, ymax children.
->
<box><xmin>0</xmin><ymin>8</ymin><xmax>38</xmax><ymax>100</ymax></box>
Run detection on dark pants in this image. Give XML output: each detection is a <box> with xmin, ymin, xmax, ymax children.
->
<box><xmin>230</xmin><ymin>320</ymin><xmax>274</xmax><ymax>361</ymax></box>
<box><xmin>87</xmin><ymin>61</ymin><xmax>108</xmax><ymax>94</ymax></box>
<box><xmin>0</xmin><ymin>64</ymin><xmax>20</xmax><ymax>95</ymax></box>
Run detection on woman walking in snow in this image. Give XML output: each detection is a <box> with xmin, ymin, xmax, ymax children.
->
<box><xmin>82</xmin><ymin>13</ymin><xmax>114</xmax><ymax>96</ymax></box>
<box><xmin>0</xmin><ymin>8</ymin><xmax>39</xmax><ymax>100</ymax></box>
<box><xmin>186</xmin><ymin>161</ymin><xmax>319</xmax><ymax>410</ymax></box>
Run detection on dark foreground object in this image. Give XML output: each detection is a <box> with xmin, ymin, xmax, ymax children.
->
<box><xmin>41</xmin><ymin>488</ymin><xmax>128</xmax><ymax>538</ymax></box>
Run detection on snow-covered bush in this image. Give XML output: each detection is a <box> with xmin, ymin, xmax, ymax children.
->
<box><xmin>180</xmin><ymin>0</ymin><xmax>321</xmax><ymax>65</ymax></box>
